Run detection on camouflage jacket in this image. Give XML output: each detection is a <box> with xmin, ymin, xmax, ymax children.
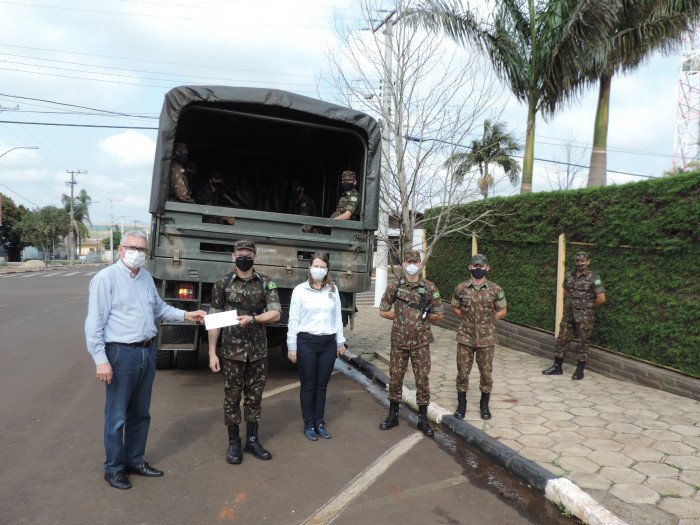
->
<box><xmin>292</xmin><ymin>194</ymin><xmax>318</xmax><ymax>217</ymax></box>
<box><xmin>563</xmin><ymin>269</ymin><xmax>604</xmax><ymax>322</ymax></box>
<box><xmin>334</xmin><ymin>188</ymin><xmax>361</xmax><ymax>220</ymax></box>
<box><xmin>379</xmin><ymin>278</ymin><xmax>444</xmax><ymax>349</ymax></box>
<box><xmin>168</xmin><ymin>160</ymin><xmax>194</xmax><ymax>203</ymax></box>
<box><xmin>210</xmin><ymin>270</ymin><xmax>281</xmax><ymax>361</ymax></box>
<box><xmin>451</xmin><ymin>279</ymin><xmax>506</xmax><ymax>347</ymax></box>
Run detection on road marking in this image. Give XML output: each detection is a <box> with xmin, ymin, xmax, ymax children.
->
<box><xmin>262</xmin><ymin>371</ymin><xmax>337</xmax><ymax>399</ymax></box>
<box><xmin>62</xmin><ymin>271</ymin><xmax>79</xmax><ymax>276</ymax></box>
<box><xmin>86</xmin><ymin>271</ymin><xmax>98</xmax><ymax>276</ymax></box>
<box><xmin>303</xmin><ymin>432</ymin><xmax>423</xmax><ymax>525</ymax></box>
<box><xmin>262</xmin><ymin>381</ymin><xmax>300</xmax><ymax>399</ymax></box>
<box><xmin>17</xmin><ymin>272</ymin><xmax>41</xmax><ymax>278</ymax></box>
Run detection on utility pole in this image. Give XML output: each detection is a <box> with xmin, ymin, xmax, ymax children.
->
<box><xmin>373</xmin><ymin>10</ymin><xmax>396</xmax><ymax>307</ymax></box>
<box><xmin>65</xmin><ymin>169</ymin><xmax>86</xmax><ymax>266</ymax></box>
<box><xmin>107</xmin><ymin>198</ymin><xmax>122</xmax><ymax>262</ymax></box>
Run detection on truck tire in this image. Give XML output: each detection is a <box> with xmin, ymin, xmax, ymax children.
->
<box><xmin>175</xmin><ymin>347</ymin><xmax>199</xmax><ymax>369</ymax></box>
<box><xmin>156</xmin><ymin>349</ymin><xmax>173</xmax><ymax>369</ymax></box>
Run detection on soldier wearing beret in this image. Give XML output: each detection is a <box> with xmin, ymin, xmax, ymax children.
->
<box><xmin>208</xmin><ymin>240</ymin><xmax>282</xmax><ymax>464</ymax></box>
<box><xmin>543</xmin><ymin>251</ymin><xmax>606</xmax><ymax>380</ymax></box>
<box><xmin>451</xmin><ymin>254</ymin><xmax>507</xmax><ymax>420</ymax></box>
<box><xmin>378</xmin><ymin>249</ymin><xmax>444</xmax><ymax>436</ymax></box>
<box><xmin>169</xmin><ymin>143</ymin><xmax>195</xmax><ymax>203</ymax></box>
<box><xmin>330</xmin><ymin>170</ymin><xmax>361</xmax><ymax>221</ymax></box>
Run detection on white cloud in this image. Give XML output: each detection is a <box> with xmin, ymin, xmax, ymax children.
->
<box><xmin>97</xmin><ymin>131</ymin><xmax>155</xmax><ymax>169</ymax></box>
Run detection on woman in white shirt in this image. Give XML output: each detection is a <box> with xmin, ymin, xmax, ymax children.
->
<box><xmin>287</xmin><ymin>252</ymin><xmax>346</xmax><ymax>440</ymax></box>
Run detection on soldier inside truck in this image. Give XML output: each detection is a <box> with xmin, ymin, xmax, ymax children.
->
<box><xmin>168</xmin><ymin>154</ymin><xmax>360</xmax><ymax>227</ymax></box>
<box><xmin>164</xmin><ymin>103</ymin><xmax>365</xmax><ymax>229</ymax></box>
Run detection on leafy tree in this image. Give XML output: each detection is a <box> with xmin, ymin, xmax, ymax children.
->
<box><xmin>407</xmin><ymin>0</ymin><xmax>621</xmax><ymax>193</ymax></box>
<box><xmin>585</xmin><ymin>1</ymin><xmax>700</xmax><ymax>186</ymax></box>
<box><xmin>0</xmin><ymin>195</ymin><xmax>29</xmax><ymax>261</ymax></box>
<box><xmin>103</xmin><ymin>229</ymin><xmax>121</xmax><ymax>251</ymax></box>
<box><xmin>17</xmin><ymin>206</ymin><xmax>70</xmax><ymax>263</ymax></box>
<box><xmin>62</xmin><ymin>189</ymin><xmax>92</xmax><ymax>258</ymax></box>
<box><xmin>444</xmin><ymin>119</ymin><xmax>521</xmax><ymax>199</ymax></box>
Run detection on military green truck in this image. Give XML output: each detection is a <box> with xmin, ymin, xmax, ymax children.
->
<box><xmin>146</xmin><ymin>86</ymin><xmax>381</xmax><ymax>369</ymax></box>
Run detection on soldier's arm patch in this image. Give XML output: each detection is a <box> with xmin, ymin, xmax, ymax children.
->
<box><xmin>432</xmin><ymin>291</ymin><xmax>440</xmax><ymax>299</ymax></box>
<box><xmin>497</xmin><ymin>291</ymin><xmax>505</xmax><ymax>300</ymax></box>
<box><xmin>594</xmin><ymin>279</ymin><xmax>601</xmax><ymax>285</ymax></box>
<box><xmin>349</xmin><ymin>196</ymin><xmax>358</xmax><ymax>202</ymax></box>
<box><xmin>268</xmin><ymin>281</ymin><xmax>277</xmax><ymax>289</ymax></box>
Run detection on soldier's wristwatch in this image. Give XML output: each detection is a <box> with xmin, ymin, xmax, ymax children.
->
<box><xmin>251</xmin><ymin>315</ymin><xmax>256</xmax><ymax>325</ymax></box>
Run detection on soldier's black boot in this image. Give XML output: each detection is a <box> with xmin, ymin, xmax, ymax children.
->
<box><xmin>542</xmin><ymin>358</ymin><xmax>564</xmax><ymax>375</ymax></box>
<box><xmin>572</xmin><ymin>361</ymin><xmax>586</xmax><ymax>380</ymax></box>
<box><xmin>417</xmin><ymin>405</ymin><xmax>434</xmax><ymax>437</ymax></box>
<box><xmin>479</xmin><ymin>392</ymin><xmax>492</xmax><ymax>420</ymax></box>
<box><xmin>244</xmin><ymin>423</ymin><xmax>272</xmax><ymax>460</ymax></box>
<box><xmin>379</xmin><ymin>401</ymin><xmax>400</xmax><ymax>430</ymax></box>
<box><xmin>454</xmin><ymin>392</ymin><xmax>467</xmax><ymax>419</ymax></box>
<box><xmin>226</xmin><ymin>425</ymin><xmax>242</xmax><ymax>465</ymax></box>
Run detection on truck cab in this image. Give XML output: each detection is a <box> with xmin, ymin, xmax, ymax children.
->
<box><xmin>147</xmin><ymin>86</ymin><xmax>380</xmax><ymax>369</ymax></box>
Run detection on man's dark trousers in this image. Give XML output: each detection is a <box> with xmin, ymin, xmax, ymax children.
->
<box><xmin>103</xmin><ymin>342</ymin><xmax>156</xmax><ymax>473</ymax></box>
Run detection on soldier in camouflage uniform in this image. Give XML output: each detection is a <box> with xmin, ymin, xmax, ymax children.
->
<box><xmin>290</xmin><ymin>181</ymin><xmax>321</xmax><ymax>234</ymax></box>
<box><xmin>194</xmin><ymin>172</ymin><xmax>236</xmax><ymax>225</ymax></box>
<box><xmin>330</xmin><ymin>170</ymin><xmax>361</xmax><ymax>220</ymax></box>
<box><xmin>451</xmin><ymin>254</ymin><xmax>507</xmax><ymax>421</ymax></box>
<box><xmin>543</xmin><ymin>251</ymin><xmax>606</xmax><ymax>380</ymax></box>
<box><xmin>208</xmin><ymin>240</ymin><xmax>281</xmax><ymax>464</ymax></box>
<box><xmin>378</xmin><ymin>250</ymin><xmax>444</xmax><ymax>436</ymax></box>
<box><xmin>168</xmin><ymin>143</ymin><xmax>195</xmax><ymax>203</ymax></box>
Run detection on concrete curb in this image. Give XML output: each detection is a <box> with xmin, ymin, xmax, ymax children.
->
<box><xmin>340</xmin><ymin>350</ymin><xmax>629</xmax><ymax>525</ymax></box>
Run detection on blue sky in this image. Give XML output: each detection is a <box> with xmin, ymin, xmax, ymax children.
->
<box><xmin>0</xmin><ymin>0</ymin><xmax>687</xmax><ymax>226</ymax></box>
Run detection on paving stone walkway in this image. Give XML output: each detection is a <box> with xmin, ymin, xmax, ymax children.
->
<box><xmin>347</xmin><ymin>303</ymin><xmax>700</xmax><ymax>525</ymax></box>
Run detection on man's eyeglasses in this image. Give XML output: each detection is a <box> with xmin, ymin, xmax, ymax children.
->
<box><xmin>122</xmin><ymin>246</ymin><xmax>148</xmax><ymax>253</ymax></box>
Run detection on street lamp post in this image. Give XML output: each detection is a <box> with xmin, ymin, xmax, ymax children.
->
<box><xmin>0</xmin><ymin>146</ymin><xmax>38</xmax><ymax>229</ymax></box>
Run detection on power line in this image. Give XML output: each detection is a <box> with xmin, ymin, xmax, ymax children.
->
<box><xmin>0</xmin><ymin>120</ymin><xmax>157</xmax><ymax>129</ymax></box>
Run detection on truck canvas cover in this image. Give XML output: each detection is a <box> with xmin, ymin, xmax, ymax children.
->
<box><xmin>149</xmin><ymin>85</ymin><xmax>381</xmax><ymax>229</ymax></box>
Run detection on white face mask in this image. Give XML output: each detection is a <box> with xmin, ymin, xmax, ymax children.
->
<box><xmin>310</xmin><ymin>267</ymin><xmax>327</xmax><ymax>281</ymax></box>
<box><xmin>404</xmin><ymin>264</ymin><xmax>420</xmax><ymax>276</ymax></box>
<box><xmin>122</xmin><ymin>249</ymin><xmax>146</xmax><ymax>269</ymax></box>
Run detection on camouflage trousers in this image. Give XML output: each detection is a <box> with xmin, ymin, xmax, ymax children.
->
<box><xmin>555</xmin><ymin>309</ymin><xmax>594</xmax><ymax>362</ymax></box>
<box><xmin>223</xmin><ymin>355</ymin><xmax>268</xmax><ymax>426</ymax></box>
<box><xmin>456</xmin><ymin>344</ymin><xmax>494</xmax><ymax>393</ymax></box>
<box><xmin>388</xmin><ymin>342</ymin><xmax>431</xmax><ymax>406</ymax></box>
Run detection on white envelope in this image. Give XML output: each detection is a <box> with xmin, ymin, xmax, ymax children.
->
<box><xmin>204</xmin><ymin>310</ymin><xmax>239</xmax><ymax>330</ymax></box>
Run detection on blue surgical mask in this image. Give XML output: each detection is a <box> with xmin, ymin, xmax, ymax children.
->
<box><xmin>404</xmin><ymin>264</ymin><xmax>420</xmax><ymax>276</ymax></box>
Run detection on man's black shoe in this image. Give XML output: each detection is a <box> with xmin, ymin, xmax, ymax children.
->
<box><xmin>104</xmin><ymin>470</ymin><xmax>132</xmax><ymax>489</ymax></box>
<box><xmin>126</xmin><ymin>462</ymin><xmax>164</xmax><ymax>477</ymax></box>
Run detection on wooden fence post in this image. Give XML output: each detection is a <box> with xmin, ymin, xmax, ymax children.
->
<box><xmin>555</xmin><ymin>233</ymin><xmax>566</xmax><ymax>337</ymax></box>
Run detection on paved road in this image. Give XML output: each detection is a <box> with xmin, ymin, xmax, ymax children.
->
<box><xmin>0</xmin><ymin>266</ymin><xmax>573</xmax><ymax>524</ymax></box>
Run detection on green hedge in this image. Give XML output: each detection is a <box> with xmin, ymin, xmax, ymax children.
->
<box><xmin>424</xmin><ymin>172</ymin><xmax>700</xmax><ymax>377</ymax></box>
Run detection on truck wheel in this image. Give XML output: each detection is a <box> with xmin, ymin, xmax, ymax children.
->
<box><xmin>176</xmin><ymin>347</ymin><xmax>199</xmax><ymax>369</ymax></box>
<box><xmin>156</xmin><ymin>349</ymin><xmax>173</xmax><ymax>369</ymax></box>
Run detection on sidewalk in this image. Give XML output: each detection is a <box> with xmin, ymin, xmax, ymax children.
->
<box><xmin>345</xmin><ymin>303</ymin><xmax>700</xmax><ymax>525</ymax></box>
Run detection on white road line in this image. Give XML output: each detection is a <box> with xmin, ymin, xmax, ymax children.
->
<box><xmin>62</xmin><ymin>271</ymin><xmax>79</xmax><ymax>276</ymax></box>
<box><xmin>262</xmin><ymin>381</ymin><xmax>301</xmax><ymax>399</ymax></box>
<box><xmin>86</xmin><ymin>271</ymin><xmax>98</xmax><ymax>276</ymax></box>
<box><xmin>41</xmin><ymin>272</ymin><xmax>56</xmax><ymax>277</ymax></box>
<box><xmin>303</xmin><ymin>432</ymin><xmax>423</xmax><ymax>525</ymax></box>
<box><xmin>17</xmin><ymin>272</ymin><xmax>41</xmax><ymax>278</ymax></box>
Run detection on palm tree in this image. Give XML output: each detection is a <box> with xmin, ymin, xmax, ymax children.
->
<box><xmin>585</xmin><ymin>1</ymin><xmax>700</xmax><ymax>186</ymax></box>
<box><xmin>407</xmin><ymin>0</ymin><xmax>621</xmax><ymax>193</ymax></box>
<box><xmin>445</xmin><ymin>119</ymin><xmax>521</xmax><ymax>198</ymax></box>
<box><xmin>62</xmin><ymin>189</ymin><xmax>92</xmax><ymax>256</ymax></box>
